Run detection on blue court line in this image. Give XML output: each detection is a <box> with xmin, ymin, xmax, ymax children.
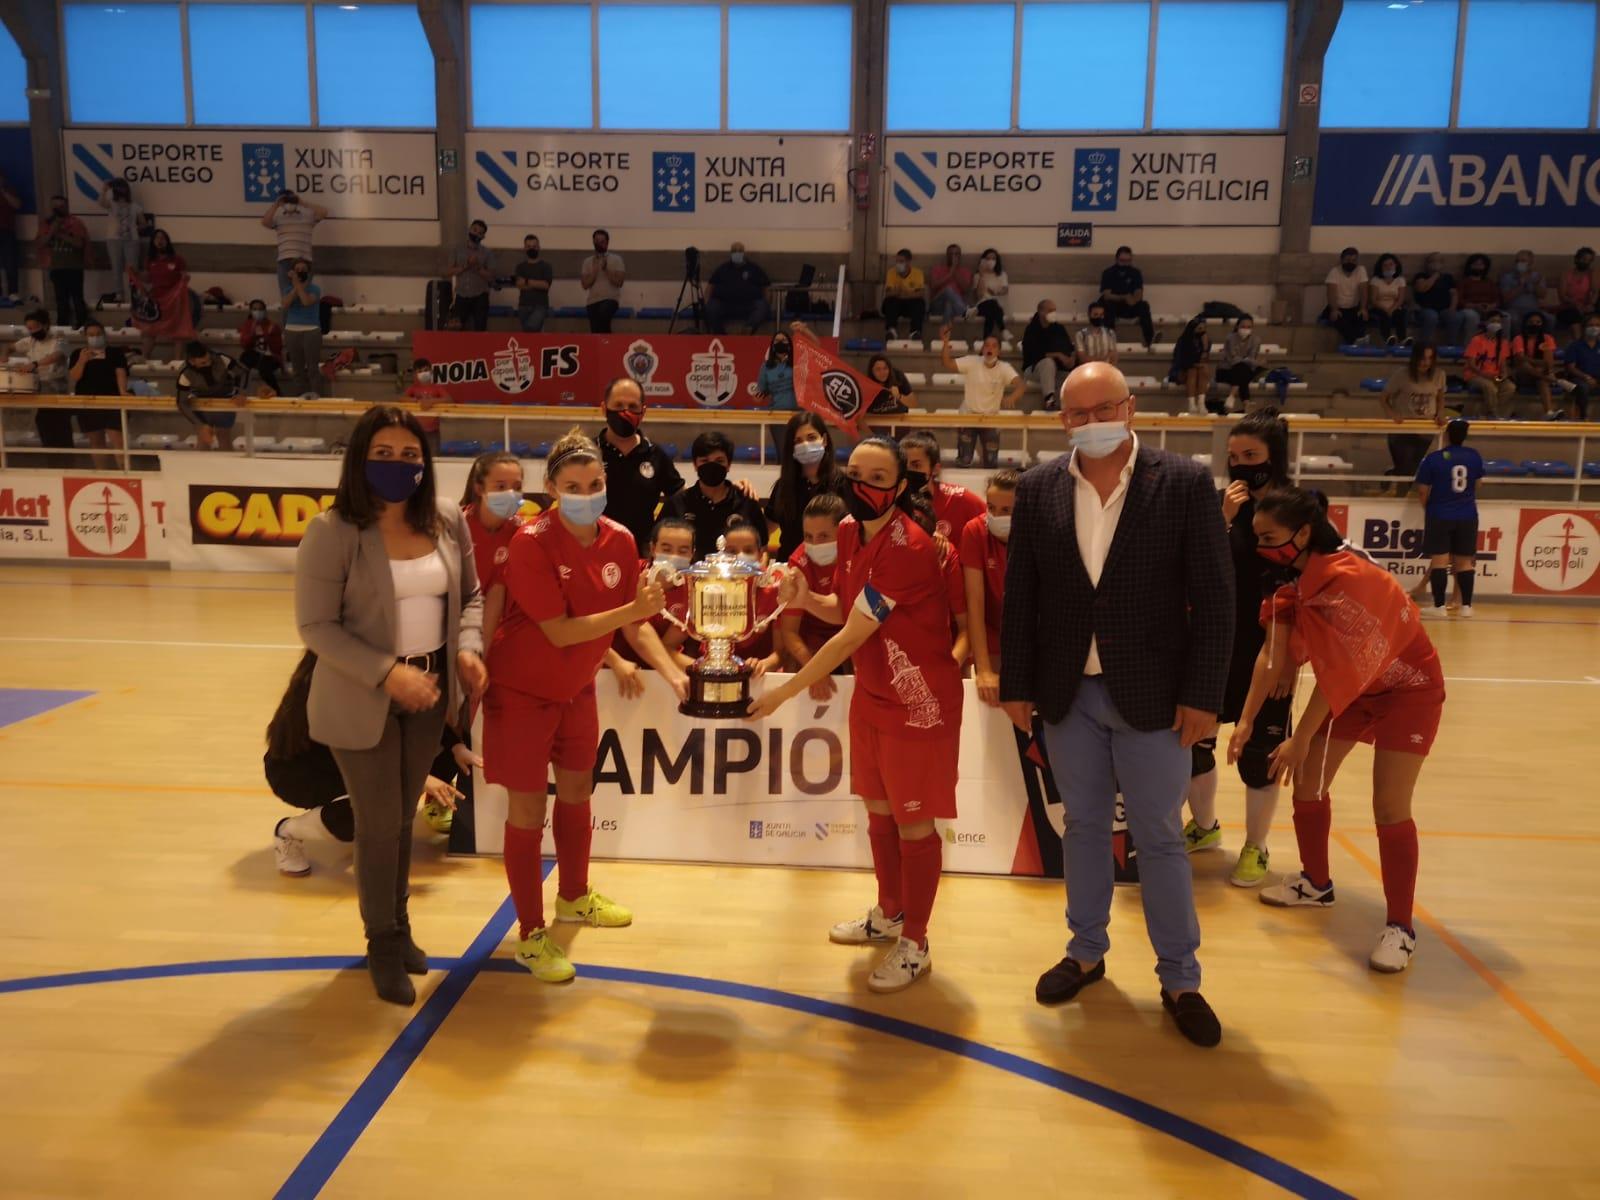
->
<box><xmin>0</xmin><ymin>688</ymin><xmax>95</xmax><ymax>729</ymax></box>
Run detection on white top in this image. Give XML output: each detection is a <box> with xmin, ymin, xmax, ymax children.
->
<box><xmin>954</xmin><ymin>354</ymin><xmax>1018</xmax><ymax>414</ymax></box>
<box><xmin>390</xmin><ymin>548</ymin><xmax>448</xmax><ymax>657</ymax></box>
<box><xmin>1068</xmin><ymin>432</ymin><xmax>1139</xmax><ymax>676</ymax></box>
<box><xmin>583</xmin><ymin>252</ymin><xmax>626</xmax><ymax>303</ymax></box>
<box><xmin>271</xmin><ymin>207</ymin><xmax>321</xmax><ymax>263</ymax></box>
<box><xmin>15</xmin><ymin>332</ymin><xmax>66</xmax><ymax>382</ymax></box>
<box><xmin>1369</xmin><ymin>274</ymin><xmax>1406</xmax><ymax>312</ymax></box>
<box><xmin>973</xmin><ymin>269</ymin><xmax>1008</xmax><ymax>303</ymax></box>
<box><xmin>1325</xmin><ymin>264</ymin><xmax>1368</xmax><ymax>309</ymax></box>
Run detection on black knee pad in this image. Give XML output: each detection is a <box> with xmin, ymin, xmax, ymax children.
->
<box><xmin>1237</xmin><ymin>746</ymin><xmax>1276</xmax><ymax>790</ymax></box>
<box><xmin>1190</xmin><ymin>737</ymin><xmax>1216</xmax><ymax>778</ymax></box>
<box><xmin>1238</xmin><ymin>701</ymin><xmax>1291</xmax><ymax>789</ymax></box>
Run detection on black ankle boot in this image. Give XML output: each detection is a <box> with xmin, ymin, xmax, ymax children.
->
<box><xmin>366</xmin><ymin>933</ymin><xmax>416</xmax><ymax>1006</ymax></box>
<box><xmin>397</xmin><ymin>925</ymin><xmax>428</xmax><ymax>976</ymax></box>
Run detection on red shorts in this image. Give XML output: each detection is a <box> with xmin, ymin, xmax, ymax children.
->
<box><xmin>1323</xmin><ymin>688</ymin><xmax>1444</xmax><ymax>756</ymax></box>
<box><xmin>849</xmin><ymin>719</ymin><xmax>958</xmax><ymax>821</ymax></box>
<box><xmin>483</xmin><ymin>684</ymin><xmax>599</xmax><ymax>792</ymax></box>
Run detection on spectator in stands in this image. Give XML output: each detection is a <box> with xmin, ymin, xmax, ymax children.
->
<box><xmin>405</xmin><ymin>357</ymin><xmax>451</xmax><ymax>454</ymax></box>
<box><xmin>940</xmin><ymin>325</ymin><xmax>1023</xmax><ymax>470</ymax></box>
<box><xmin>37</xmin><ymin>194</ymin><xmax>89</xmax><ymax>329</ymax></box>
<box><xmin>706</xmin><ymin>242</ymin><xmax>772</xmax><ymax>334</ymax></box>
<box><xmin>1556</xmin><ymin>246</ymin><xmax>1595</xmax><ymax>340</ymax></box>
<box><xmin>448</xmin><ymin>220</ymin><xmax>494</xmax><ymax>332</ymax></box>
<box><xmin>133</xmin><ymin>228</ymin><xmax>195</xmax><ymax>361</ymax></box>
<box><xmin>238</xmin><ymin>300</ymin><xmax>284</xmax><ymax>395</ymax></box>
<box><xmin>972</xmin><ymin>249</ymin><xmax>1009</xmax><ymax>340</ymax></box>
<box><xmin>281</xmin><ymin>258</ymin><xmax>324</xmax><ymax>399</ymax></box>
<box><xmin>1168</xmin><ymin>316</ymin><xmax>1212</xmax><ymax>415</ymax></box>
<box><xmin>1099</xmin><ymin>246</ymin><xmax>1154</xmax><ymax>350</ymax></box>
<box><xmin>881</xmin><ymin>248</ymin><xmax>926</xmax><ymax>340</ymax></box>
<box><xmin>0</xmin><ymin>170</ymin><xmax>19</xmax><ymax>301</ymax></box>
<box><xmin>665</xmin><ymin>430</ymin><xmax>769</xmax><ymax>561</ymax></box>
<box><xmin>1075</xmin><ymin>302</ymin><xmax>1119</xmax><ymax>366</ymax></box>
<box><xmin>1510</xmin><ymin>312</ymin><xmax>1559</xmax><ymax>418</ymax></box>
<box><xmin>1367</xmin><ymin>253</ymin><xmax>1408</xmax><ymax>347</ymax></box>
<box><xmin>755</xmin><ymin>331</ymin><xmax>795</xmax><ymax>454</ymax></box>
<box><xmin>1381</xmin><ymin>342</ymin><xmax>1447</xmax><ymax>486</ymax></box>
<box><xmin>866</xmin><ymin>353</ymin><xmax>914</xmax><ymax>414</ymax></box>
<box><xmin>175</xmin><ymin>339</ymin><xmax>246</xmax><ymax>451</ymax></box>
<box><xmin>598</xmin><ymin>376</ymin><xmax>684</xmax><ymax>555</ymax></box>
<box><xmin>929</xmin><ymin>243</ymin><xmax>972</xmax><ymax>326</ymax></box>
<box><xmin>1216</xmin><ymin>316</ymin><xmax>1263</xmax><ymax>411</ymax></box>
<box><xmin>1559</xmin><ymin>314</ymin><xmax>1600</xmax><ymax>420</ymax></box>
<box><xmin>12</xmin><ymin>309</ymin><xmax>69</xmax><ymax>454</ymax></box>
<box><xmin>1462</xmin><ymin>313</ymin><xmax>1514</xmax><ymax>417</ymax></box>
<box><xmin>261</xmin><ymin>190</ymin><xmax>327</xmax><ymax>300</ymax></box>
<box><xmin>66</xmin><ymin>319</ymin><xmax>129</xmax><ymax>462</ymax></box>
<box><xmin>765</xmin><ymin>411</ymin><xmax>846</xmax><ymax>564</ymax></box>
<box><xmin>514</xmin><ymin>233</ymin><xmax>552</xmax><ymax>332</ymax></box>
<box><xmin>1022</xmin><ymin>300</ymin><xmax>1072</xmax><ymax>413</ymax></box>
<box><xmin>1499</xmin><ymin>250</ymin><xmax>1547</xmax><ymax>331</ymax></box>
<box><xmin>97</xmin><ymin>179</ymin><xmax>148</xmax><ymax>305</ymax></box>
<box><xmin>1457</xmin><ymin>254</ymin><xmax>1498</xmax><ymax>331</ymax></box>
<box><xmin>1410</xmin><ymin>253</ymin><xmax>1468</xmax><ymax>347</ymax></box>
<box><xmin>581</xmin><ymin>229</ymin><xmax>626</xmax><ymax>333</ymax></box>
<box><xmin>1324</xmin><ymin>246</ymin><xmax>1368</xmax><ymax>346</ymax></box>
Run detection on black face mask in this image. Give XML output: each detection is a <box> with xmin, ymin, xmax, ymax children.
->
<box><xmin>904</xmin><ymin>469</ymin><xmax>930</xmax><ymax>495</ymax></box>
<box><xmin>696</xmin><ymin>461</ymin><xmax>729</xmax><ymax>488</ymax></box>
<box><xmin>605</xmin><ymin>409</ymin><xmax>642</xmax><ymax>439</ymax></box>
<box><xmin>1341</xmin><ymin>261</ymin><xmax>1357</xmax><ymax>273</ymax></box>
<box><xmin>1228</xmin><ymin>462</ymin><xmax>1275</xmax><ymax>492</ymax></box>
<box><xmin>527</xmin><ymin>248</ymin><xmax>539</xmax><ymax>259</ymax></box>
<box><xmin>1468</xmin><ymin>265</ymin><xmax>1486</xmax><ymax>277</ymax></box>
<box><xmin>468</xmin><ymin>232</ymin><xmax>482</xmax><ymax>244</ymax></box>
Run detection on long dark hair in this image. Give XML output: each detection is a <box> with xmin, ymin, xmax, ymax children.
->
<box><xmin>1257</xmin><ymin>486</ymin><xmax>1343</xmax><ymax>555</ymax></box>
<box><xmin>850</xmin><ymin>435</ymin><xmax>919</xmax><ymax>518</ymax></box>
<box><xmin>460</xmin><ymin>449</ymin><xmax>521</xmax><ymax>507</ymax></box>
<box><xmin>333</xmin><ymin>405</ymin><xmax>440</xmax><ymax>533</ymax></box>
<box><xmin>265</xmin><ymin>651</ymin><xmax>317</xmax><ymax>761</ymax></box>
<box><xmin>979</xmin><ymin>247</ymin><xmax>1004</xmax><ymax>276</ymax></box>
<box><xmin>149</xmin><ymin>227</ymin><xmax>175</xmax><ymax>258</ymax></box>
<box><xmin>1407</xmin><ymin>341</ymin><xmax>1438</xmax><ymax>380</ymax></box>
<box><xmin>867</xmin><ymin>353</ymin><xmax>903</xmax><ymax>389</ymax></box>
<box><xmin>765</xmin><ymin>330</ymin><xmax>792</xmax><ymax>369</ymax></box>
<box><xmin>1229</xmin><ymin>406</ymin><xmax>1290</xmax><ymax>486</ymax></box>
<box><xmin>771</xmin><ymin>411</ymin><xmax>839</xmax><ymax>529</ymax></box>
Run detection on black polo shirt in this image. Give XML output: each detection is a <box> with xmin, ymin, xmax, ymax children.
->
<box><xmin>1021</xmin><ymin>318</ymin><xmax>1071</xmax><ymax>371</ymax></box>
<box><xmin>1100</xmin><ymin>264</ymin><xmax>1144</xmax><ymax>299</ymax></box>
<box><xmin>666</xmin><ymin>483</ymin><xmax>770</xmax><ymax>561</ymax></box>
<box><xmin>599</xmin><ymin>429</ymin><xmax>685</xmax><ymax>555</ymax></box>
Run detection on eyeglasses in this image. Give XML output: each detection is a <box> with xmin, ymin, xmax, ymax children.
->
<box><xmin>1062</xmin><ymin>398</ymin><xmax>1130</xmax><ymax>427</ymax></box>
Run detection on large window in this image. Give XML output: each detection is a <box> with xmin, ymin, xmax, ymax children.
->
<box><xmin>0</xmin><ymin>23</ymin><xmax>26</xmax><ymax>123</ymax></box>
<box><xmin>62</xmin><ymin>1</ymin><xmax>434</xmax><ymax>127</ymax></box>
<box><xmin>467</xmin><ymin>2</ymin><xmax>853</xmax><ymax>131</ymax></box>
<box><xmin>1458</xmin><ymin>0</ymin><xmax>1595</xmax><ymax>129</ymax></box>
<box><xmin>889</xmin><ymin>0</ymin><xmax>1289</xmax><ymax>132</ymax></box>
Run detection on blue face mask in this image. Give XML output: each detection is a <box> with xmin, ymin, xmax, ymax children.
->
<box><xmin>558</xmin><ymin>489</ymin><xmax>607</xmax><ymax>526</ymax></box>
<box><xmin>793</xmin><ymin>441</ymin><xmax>827</xmax><ymax>466</ymax></box>
<box><xmin>483</xmin><ymin>489</ymin><xmax>522</xmax><ymax>520</ymax></box>
<box><xmin>365</xmin><ymin>459</ymin><xmax>424</xmax><ymax>503</ymax></box>
<box><xmin>653</xmin><ymin>554</ymin><xmax>691</xmax><ymax>574</ymax></box>
<box><xmin>1070</xmin><ymin>420</ymin><xmax>1131</xmax><ymax>459</ymax></box>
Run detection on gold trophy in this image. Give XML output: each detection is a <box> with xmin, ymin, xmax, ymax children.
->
<box><xmin>655</xmin><ymin>538</ymin><xmax>789</xmax><ymax>719</ymax></box>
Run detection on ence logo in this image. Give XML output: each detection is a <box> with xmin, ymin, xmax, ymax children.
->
<box><xmin>190</xmin><ymin>485</ymin><xmax>334</xmax><ymax>547</ymax></box>
<box><xmin>943</xmin><ymin>826</ymin><xmax>988</xmax><ymax>846</ymax></box>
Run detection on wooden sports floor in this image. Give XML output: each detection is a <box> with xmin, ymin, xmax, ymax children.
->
<box><xmin>2</xmin><ymin>565</ymin><xmax>1598</xmax><ymax>1199</ymax></box>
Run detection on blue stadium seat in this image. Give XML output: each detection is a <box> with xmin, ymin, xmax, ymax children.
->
<box><xmin>533</xmin><ymin>441</ymin><xmax>552</xmax><ymax>458</ymax></box>
<box><xmin>1484</xmin><ymin>459</ymin><xmax>1529</xmax><ymax>477</ymax></box>
<box><xmin>1387</xmin><ymin>345</ymin><xmax>1410</xmax><ymax>357</ymax></box>
<box><xmin>1359</xmin><ymin>378</ymin><xmax>1386</xmax><ymax>392</ymax></box>
<box><xmin>734</xmin><ymin>444</ymin><xmax>760</xmax><ymax>463</ymax></box>
<box><xmin>1524</xmin><ymin>460</ymin><xmax>1575</xmax><ymax>478</ymax></box>
<box><xmin>488</xmin><ymin>304</ymin><xmax>514</xmax><ymax>318</ymax></box>
<box><xmin>488</xmin><ymin>439</ymin><xmax>535</xmax><ymax>457</ymax></box>
<box><xmin>554</xmin><ymin>306</ymin><xmax>588</xmax><ymax>319</ymax></box>
<box><xmin>1339</xmin><ymin>344</ymin><xmax>1388</xmax><ymax>357</ymax></box>
<box><xmin>659</xmin><ymin>442</ymin><xmax>678</xmax><ymax>459</ymax></box>
<box><xmin>1437</xmin><ymin>345</ymin><xmax>1464</xmax><ymax>359</ymax></box>
<box><xmin>439</xmin><ymin>439</ymin><xmax>482</xmax><ymax>458</ymax></box>
<box><xmin>1582</xmin><ymin>461</ymin><xmax>1600</xmax><ymax>479</ymax></box>
<box><xmin>637</xmin><ymin>307</ymin><xmax>675</xmax><ymax>320</ymax></box>
<box><xmin>835</xmin><ymin>446</ymin><xmax>850</xmax><ymax>463</ymax></box>
<box><xmin>613</xmin><ymin>307</ymin><xmax>635</xmax><ymax>319</ymax></box>
<box><xmin>679</xmin><ymin>444</ymin><xmax>697</xmax><ymax>461</ymax></box>
<box><xmin>845</xmin><ymin>338</ymin><xmax>885</xmax><ymax>352</ymax></box>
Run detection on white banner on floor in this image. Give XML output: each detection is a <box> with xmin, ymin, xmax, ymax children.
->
<box><xmin>468</xmin><ymin>672</ymin><xmax>1037</xmax><ymax>877</ymax></box>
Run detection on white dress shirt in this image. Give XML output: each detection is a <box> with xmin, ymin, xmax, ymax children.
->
<box><xmin>1068</xmin><ymin>432</ymin><xmax>1139</xmax><ymax>675</ymax></box>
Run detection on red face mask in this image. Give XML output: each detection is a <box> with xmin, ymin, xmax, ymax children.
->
<box><xmin>846</xmin><ymin>479</ymin><xmax>900</xmax><ymax>523</ymax></box>
<box><xmin>1255</xmin><ymin>526</ymin><xmax>1305</xmax><ymax>567</ymax></box>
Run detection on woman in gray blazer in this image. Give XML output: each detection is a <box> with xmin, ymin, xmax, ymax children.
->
<box><xmin>295</xmin><ymin>405</ymin><xmax>487</xmax><ymax>1006</ymax></box>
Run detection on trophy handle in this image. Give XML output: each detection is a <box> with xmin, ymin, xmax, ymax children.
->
<box><xmin>649</xmin><ymin>564</ymin><xmax>692</xmax><ymax>632</ymax></box>
<box><xmin>749</xmin><ymin>565</ymin><xmax>791</xmax><ymax>635</ymax></box>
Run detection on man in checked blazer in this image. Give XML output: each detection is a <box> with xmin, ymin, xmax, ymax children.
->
<box><xmin>1000</xmin><ymin>361</ymin><xmax>1234</xmax><ymax>1047</ymax></box>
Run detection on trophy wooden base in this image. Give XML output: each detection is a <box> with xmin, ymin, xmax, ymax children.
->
<box><xmin>679</xmin><ymin>661</ymin><xmax>753</xmax><ymax>719</ymax></box>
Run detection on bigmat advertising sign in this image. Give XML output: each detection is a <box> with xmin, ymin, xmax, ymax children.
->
<box><xmin>63</xmin><ymin>129</ymin><xmax>438</xmax><ymax>220</ymax></box>
<box><xmin>0</xmin><ymin>472</ymin><xmax>168</xmax><ymax>561</ymax></box>
<box><xmin>465</xmin><ymin>134</ymin><xmax>850</xmax><ymax>230</ymax></box>
<box><xmin>884</xmin><ymin>135</ymin><xmax>1284</xmax><ymax>228</ymax></box>
<box><xmin>1313</xmin><ymin>132</ymin><xmax>1600</xmax><ymax>227</ymax></box>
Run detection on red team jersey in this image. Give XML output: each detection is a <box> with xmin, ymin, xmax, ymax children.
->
<box><xmin>958</xmin><ymin>514</ymin><xmax>1006</xmax><ymax>656</ymax></box>
<box><xmin>929</xmin><ymin>483</ymin><xmax>985</xmax><ymax>540</ymax></box>
<box><xmin>614</xmin><ymin>558</ymin><xmax>691</xmax><ymax>665</ymax></box>
<box><xmin>720</xmin><ymin>582</ymin><xmax>780</xmax><ymax>661</ymax></box>
<box><xmin>835</xmin><ymin>512</ymin><xmax>963</xmax><ymax>739</ymax></box>
<box><xmin>786</xmin><ymin>544</ymin><xmax>841</xmax><ymax>653</ymax></box>
<box><xmin>494</xmin><ymin>512</ymin><xmax>640</xmax><ymax>701</ymax></box>
<box><xmin>464</xmin><ymin>505</ymin><xmax>522</xmax><ymax>593</ymax></box>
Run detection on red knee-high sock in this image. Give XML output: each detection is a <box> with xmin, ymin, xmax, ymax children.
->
<box><xmin>1376</xmin><ymin>819</ymin><xmax>1419</xmax><ymax>931</ymax></box>
<box><xmin>1292</xmin><ymin>796</ymin><xmax>1333</xmax><ymax>888</ymax></box>
<box><xmin>503</xmin><ymin>822</ymin><xmax>545</xmax><ymax>938</ymax></box>
<box><xmin>898</xmin><ymin>831</ymin><xmax>943</xmax><ymax>948</ymax></box>
<box><xmin>867</xmin><ymin>811</ymin><xmax>903</xmax><ymax>918</ymax></box>
<box><xmin>553</xmin><ymin>799</ymin><xmax>592</xmax><ymax>902</ymax></box>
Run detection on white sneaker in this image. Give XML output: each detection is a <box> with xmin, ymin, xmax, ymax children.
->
<box><xmin>829</xmin><ymin>904</ymin><xmax>903</xmax><ymax>945</ymax></box>
<box><xmin>1369</xmin><ymin>924</ymin><xmax>1417</xmax><ymax>973</ymax></box>
<box><xmin>1421</xmin><ymin>606</ymin><xmax>1447</xmax><ymax>620</ymax></box>
<box><xmin>868</xmin><ymin>937</ymin><xmax>931</xmax><ymax>993</ymax></box>
<box><xmin>1260</xmin><ymin>872</ymin><xmax>1335</xmax><ymax>908</ymax></box>
<box><xmin>273</xmin><ymin>819</ymin><xmax>310</xmax><ymax>876</ymax></box>
<box><xmin>1459</xmin><ymin>605</ymin><xmax>1474</xmax><ymax>618</ymax></box>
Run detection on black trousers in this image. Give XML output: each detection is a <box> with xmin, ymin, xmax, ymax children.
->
<box><xmin>240</xmin><ymin>350</ymin><xmax>281</xmax><ymax>392</ymax></box>
<box><xmin>976</xmin><ymin>299</ymin><xmax>1006</xmax><ymax>339</ymax></box>
<box><xmin>1105</xmin><ymin>299</ymin><xmax>1154</xmax><ymax>346</ymax></box>
<box><xmin>883</xmin><ymin>295</ymin><xmax>926</xmax><ymax>336</ymax></box>
<box><xmin>587</xmin><ymin>299</ymin><xmax>619</xmax><ymax>333</ymax></box>
<box><xmin>1217</xmin><ymin>362</ymin><xmax>1259</xmax><ymax>402</ymax></box>
<box><xmin>1387</xmin><ymin>433</ymin><xmax>1432</xmax><ymax>483</ymax></box>
<box><xmin>50</xmin><ymin>268</ymin><xmax>88</xmax><ymax>327</ymax></box>
<box><xmin>453</xmin><ymin>292</ymin><xmax>490</xmax><ymax>332</ymax></box>
<box><xmin>1330</xmin><ymin>305</ymin><xmax>1365</xmax><ymax>345</ymax></box>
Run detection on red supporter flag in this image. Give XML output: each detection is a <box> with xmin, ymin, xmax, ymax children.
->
<box><xmin>792</xmin><ymin>335</ymin><xmax>871</xmax><ymax>437</ymax></box>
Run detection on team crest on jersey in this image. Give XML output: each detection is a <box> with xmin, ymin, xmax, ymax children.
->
<box><xmin>558</xmin><ymin>565</ymin><xmax>573</xmax><ymax>580</ymax></box>
<box><xmin>639</xmin><ymin>460</ymin><xmax>655</xmax><ymax>480</ymax></box>
<box><xmin>602</xmin><ymin>562</ymin><xmax>622</xmax><ymax>588</ymax></box>
<box><xmin>494</xmin><ymin>547</ymin><xmax>509</xmax><ymax>565</ymax></box>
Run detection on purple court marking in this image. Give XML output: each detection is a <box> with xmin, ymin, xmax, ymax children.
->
<box><xmin>0</xmin><ymin>688</ymin><xmax>94</xmax><ymax>729</ymax></box>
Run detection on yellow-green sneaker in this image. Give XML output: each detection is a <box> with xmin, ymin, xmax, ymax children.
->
<box><xmin>555</xmin><ymin>888</ymin><xmax>633</xmax><ymax>928</ymax></box>
<box><xmin>421</xmin><ymin>797</ymin><xmax>453</xmax><ymax>835</ymax></box>
<box><xmin>1183</xmin><ymin>819</ymin><xmax>1222</xmax><ymax>853</ymax></box>
<box><xmin>1229</xmin><ymin>843</ymin><xmax>1270</xmax><ymax>888</ymax></box>
<box><xmin>514</xmin><ymin>929</ymin><xmax>575</xmax><ymax>983</ymax></box>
